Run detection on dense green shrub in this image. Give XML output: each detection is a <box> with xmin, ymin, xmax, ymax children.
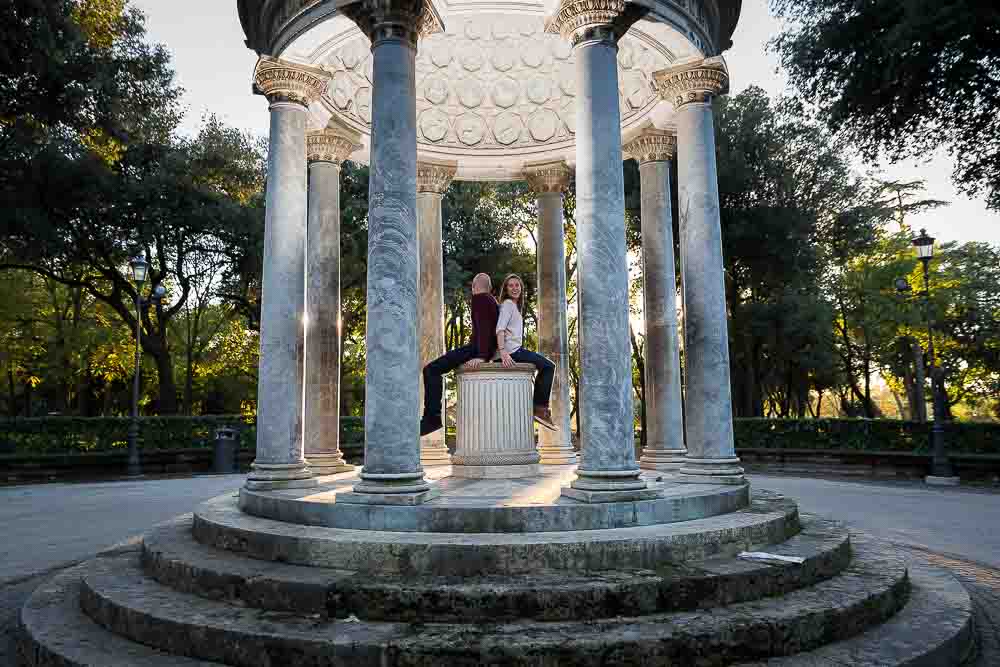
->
<box><xmin>734</xmin><ymin>418</ymin><xmax>1000</xmax><ymax>455</ymax></box>
<box><xmin>0</xmin><ymin>416</ymin><xmax>365</xmax><ymax>455</ymax></box>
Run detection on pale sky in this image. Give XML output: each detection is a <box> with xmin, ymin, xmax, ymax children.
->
<box><xmin>133</xmin><ymin>0</ymin><xmax>1000</xmax><ymax>246</ymax></box>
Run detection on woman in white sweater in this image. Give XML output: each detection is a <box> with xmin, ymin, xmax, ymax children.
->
<box><xmin>496</xmin><ymin>274</ymin><xmax>557</xmax><ymax>431</ymax></box>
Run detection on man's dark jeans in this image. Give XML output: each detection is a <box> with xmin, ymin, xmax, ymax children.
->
<box><xmin>422</xmin><ymin>345</ymin><xmax>555</xmax><ymax>418</ymax></box>
<box><xmin>422</xmin><ymin>345</ymin><xmax>477</xmax><ymax>418</ymax></box>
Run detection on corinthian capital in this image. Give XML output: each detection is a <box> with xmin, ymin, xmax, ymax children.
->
<box><xmin>416</xmin><ymin>158</ymin><xmax>457</xmax><ymax>194</ymax></box>
<box><xmin>523</xmin><ymin>160</ymin><xmax>572</xmax><ymax>194</ymax></box>
<box><xmin>307</xmin><ymin>124</ymin><xmax>362</xmax><ymax>165</ymax></box>
<box><xmin>253</xmin><ymin>56</ymin><xmax>329</xmax><ymax>107</ymax></box>
<box><xmin>623</xmin><ymin>128</ymin><xmax>676</xmax><ymax>165</ymax></box>
<box><xmin>653</xmin><ymin>56</ymin><xmax>730</xmax><ymax>109</ymax></box>
<box><xmin>341</xmin><ymin>0</ymin><xmax>444</xmax><ymax>48</ymax></box>
<box><xmin>544</xmin><ymin>0</ymin><xmax>647</xmax><ymax>45</ymax></box>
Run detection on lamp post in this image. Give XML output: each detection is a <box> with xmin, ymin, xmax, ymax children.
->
<box><xmin>126</xmin><ymin>258</ymin><xmax>166</xmax><ymax>478</ymax></box>
<box><xmin>906</xmin><ymin>230</ymin><xmax>959</xmax><ymax>485</ymax></box>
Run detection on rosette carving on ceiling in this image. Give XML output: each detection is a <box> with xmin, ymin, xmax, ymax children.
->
<box><xmin>317</xmin><ymin>13</ymin><xmax>671</xmax><ymax>152</ymax></box>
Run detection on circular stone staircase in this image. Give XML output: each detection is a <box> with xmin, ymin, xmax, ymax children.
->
<box><xmin>17</xmin><ymin>467</ymin><xmax>975</xmax><ymax>666</ymax></box>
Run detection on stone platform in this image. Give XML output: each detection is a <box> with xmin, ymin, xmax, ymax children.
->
<box><xmin>16</xmin><ymin>468</ymin><xmax>976</xmax><ymax>666</ymax></box>
<box><xmin>237</xmin><ymin>465</ymin><xmax>750</xmax><ymax>533</ymax></box>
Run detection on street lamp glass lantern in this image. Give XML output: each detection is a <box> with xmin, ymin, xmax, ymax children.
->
<box><xmin>129</xmin><ymin>256</ymin><xmax>148</xmax><ymax>284</ymax></box>
<box><xmin>912</xmin><ymin>229</ymin><xmax>935</xmax><ymax>260</ymax></box>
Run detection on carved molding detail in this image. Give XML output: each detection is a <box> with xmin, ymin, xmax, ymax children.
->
<box><xmin>253</xmin><ymin>56</ymin><xmax>329</xmax><ymax>107</ymax></box>
<box><xmin>653</xmin><ymin>56</ymin><xmax>729</xmax><ymax>109</ymax></box>
<box><xmin>623</xmin><ymin>128</ymin><xmax>676</xmax><ymax>164</ymax></box>
<box><xmin>340</xmin><ymin>0</ymin><xmax>444</xmax><ymax>48</ymax></box>
<box><xmin>307</xmin><ymin>126</ymin><xmax>362</xmax><ymax>165</ymax></box>
<box><xmin>523</xmin><ymin>160</ymin><xmax>572</xmax><ymax>194</ymax></box>
<box><xmin>416</xmin><ymin>159</ymin><xmax>458</xmax><ymax>193</ymax></box>
<box><xmin>319</xmin><ymin>14</ymin><xmax>671</xmax><ymax>153</ymax></box>
<box><xmin>544</xmin><ymin>0</ymin><xmax>647</xmax><ymax>46</ymax></box>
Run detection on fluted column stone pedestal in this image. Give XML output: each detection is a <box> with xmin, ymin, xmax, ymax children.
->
<box><xmin>337</xmin><ymin>0</ymin><xmax>445</xmax><ymax>505</ymax></box>
<box><xmin>451</xmin><ymin>364</ymin><xmax>541</xmax><ymax>479</ymax></box>
<box><xmin>524</xmin><ymin>160</ymin><xmax>577</xmax><ymax>465</ymax></box>
<box><xmin>417</xmin><ymin>158</ymin><xmax>457</xmax><ymax>466</ymax></box>
<box><xmin>548</xmin><ymin>6</ymin><xmax>662</xmax><ymax>503</ymax></box>
<box><xmin>624</xmin><ymin>130</ymin><xmax>687</xmax><ymax>471</ymax></box>
<box><xmin>655</xmin><ymin>57</ymin><xmax>744</xmax><ymax>485</ymax></box>
<box><xmin>303</xmin><ymin>125</ymin><xmax>361</xmax><ymax>476</ymax></box>
<box><xmin>246</xmin><ymin>57</ymin><xmax>329</xmax><ymax>491</ymax></box>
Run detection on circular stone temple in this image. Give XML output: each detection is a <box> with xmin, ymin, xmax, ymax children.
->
<box><xmin>240</xmin><ymin>0</ymin><xmax>740</xmax><ymax>180</ymax></box>
<box><xmin>239</xmin><ymin>0</ymin><xmax>746</xmax><ymax>501</ymax></box>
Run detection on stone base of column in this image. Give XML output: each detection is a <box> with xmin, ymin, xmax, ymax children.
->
<box><xmin>339</xmin><ymin>470</ymin><xmax>438</xmax><ymax>505</ymax></box>
<box><xmin>245</xmin><ymin>461</ymin><xmax>318</xmax><ymax>491</ymax></box>
<box><xmin>560</xmin><ymin>468</ymin><xmax>664</xmax><ymax>503</ymax></box>
<box><xmin>336</xmin><ymin>488</ymin><xmax>441</xmax><ymax>505</ymax></box>
<box><xmin>676</xmin><ymin>457</ymin><xmax>746</xmax><ymax>485</ymax></box>
<box><xmin>420</xmin><ymin>434</ymin><xmax>452</xmax><ymax>466</ymax></box>
<box><xmin>924</xmin><ymin>475</ymin><xmax>960</xmax><ymax>486</ymax></box>
<box><xmin>305</xmin><ymin>454</ymin><xmax>355</xmax><ymax>476</ymax></box>
<box><xmin>538</xmin><ymin>442</ymin><xmax>578</xmax><ymax>465</ymax></box>
<box><xmin>639</xmin><ymin>447</ymin><xmax>688</xmax><ymax>471</ymax></box>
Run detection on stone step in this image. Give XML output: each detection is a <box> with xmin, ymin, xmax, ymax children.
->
<box><xmin>736</xmin><ymin>558</ymin><xmax>974</xmax><ymax>666</ymax></box>
<box><xmin>143</xmin><ymin>513</ymin><xmax>851</xmax><ymax>621</ymax></box>
<box><xmin>238</xmin><ymin>472</ymin><xmax>751</xmax><ymax>532</ymax></box>
<box><xmin>192</xmin><ymin>488</ymin><xmax>801</xmax><ymax>575</ymax></box>
<box><xmin>16</xmin><ymin>557</ymin><xmax>221</xmax><ymax>667</ymax></box>
<box><xmin>78</xmin><ymin>534</ymin><xmax>911</xmax><ymax>666</ymax></box>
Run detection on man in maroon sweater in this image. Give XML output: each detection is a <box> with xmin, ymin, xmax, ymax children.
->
<box><xmin>420</xmin><ymin>273</ymin><xmax>499</xmax><ymax>436</ymax></box>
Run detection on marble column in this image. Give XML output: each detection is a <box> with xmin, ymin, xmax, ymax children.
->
<box><xmin>304</xmin><ymin>124</ymin><xmax>361</xmax><ymax>476</ymax></box>
<box><xmin>548</xmin><ymin>3</ymin><xmax>660</xmax><ymax>502</ymax></box>
<box><xmin>623</xmin><ymin>129</ymin><xmax>687</xmax><ymax>471</ymax></box>
<box><xmin>654</xmin><ymin>57</ymin><xmax>744</xmax><ymax>484</ymax></box>
<box><xmin>246</xmin><ymin>57</ymin><xmax>329</xmax><ymax>490</ymax></box>
<box><xmin>416</xmin><ymin>158</ymin><xmax>456</xmax><ymax>466</ymax></box>
<box><xmin>338</xmin><ymin>0</ymin><xmax>444</xmax><ymax>503</ymax></box>
<box><xmin>524</xmin><ymin>160</ymin><xmax>577</xmax><ymax>465</ymax></box>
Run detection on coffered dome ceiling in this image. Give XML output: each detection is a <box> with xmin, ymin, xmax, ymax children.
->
<box><xmin>241</xmin><ymin>1</ymin><xmax>741</xmax><ymax>180</ymax></box>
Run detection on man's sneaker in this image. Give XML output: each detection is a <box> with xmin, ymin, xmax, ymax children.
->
<box><xmin>533</xmin><ymin>406</ymin><xmax>557</xmax><ymax>431</ymax></box>
<box><xmin>420</xmin><ymin>415</ymin><xmax>443</xmax><ymax>436</ymax></box>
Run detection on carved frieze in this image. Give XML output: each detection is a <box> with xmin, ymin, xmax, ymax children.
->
<box><xmin>253</xmin><ymin>56</ymin><xmax>329</xmax><ymax>107</ymax></box>
<box><xmin>416</xmin><ymin>159</ymin><xmax>458</xmax><ymax>193</ymax></box>
<box><xmin>623</xmin><ymin>128</ymin><xmax>676</xmax><ymax>164</ymax></box>
<box><xmin>523</xmin><ymin>160</ymin><xmax>572</xmax><ymax>194</ymax></box>
<box><xmin>653</xmin><ymin>56</ymin><xmax>729</xmax><ymax>109</ymax></box>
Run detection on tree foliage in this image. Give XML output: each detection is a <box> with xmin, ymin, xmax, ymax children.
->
<box><xmin>770</xmin><ymin>0</ymin><xmax>1000</xmax><ymax>210</ymax></box>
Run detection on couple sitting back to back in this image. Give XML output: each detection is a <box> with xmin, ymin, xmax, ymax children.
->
<box><xmin>420</xmin><ymin>272</ymin><xmax>557</xmax><ymax>436</ymax></box>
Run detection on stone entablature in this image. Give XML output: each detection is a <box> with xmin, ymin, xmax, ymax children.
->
<box><xmin>253</xmin><ymin>56</ymin><xmax>330</xmax><ymax>106</ymax></box>
<box><xmin>623</xmin><ymin>128</ymin><xmax>676</xmax><ymax>164</ymax></box>
<box><xmin>306</xmin><ymin>125</ymin><xmax>362</xmax><ymax>164</ymax></box>
<box><xmin>416</xmin><ymin>158</ymin><xmax>458</xmax><ymax>193</ymax></box>
<box><xmin>523</xmin><ymin>160</ymin><xmax>572</xmax><ymax>194</ymax></box>
<box><xmin>653</xmin><ymin>55</ymin><xmax>728</xmax><ymax>108</ymax></box>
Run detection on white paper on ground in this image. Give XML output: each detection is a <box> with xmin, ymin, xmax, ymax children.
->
<box><xmin>737</xmin><ymin>551</ymin><xmax>806</xmax><ymax>564</ymax></box>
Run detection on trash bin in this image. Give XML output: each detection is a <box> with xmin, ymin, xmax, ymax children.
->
<box><xmin>213</xmin><ymin>427</ymin><xmax>238</xmax><ymax>474</ymax></box>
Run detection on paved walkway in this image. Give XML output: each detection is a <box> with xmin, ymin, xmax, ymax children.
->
<box><xmin>1</xmin><ymin>473</ymin><xmax>997</xmax><ymax>665</ymax></box>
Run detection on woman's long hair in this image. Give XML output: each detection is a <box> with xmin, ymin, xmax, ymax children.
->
<box><xmin>498</xmin><ymin>274</ymin><xmax>524</xmax><ymax>313</ymax></box>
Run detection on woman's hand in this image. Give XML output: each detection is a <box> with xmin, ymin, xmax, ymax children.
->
<box><xmin>500</xmin><ymin>350</ymin><xmax>515</xmax><ymax>368</ymax></box>
<box><xmin>464</xmin><ymin>358</ymin><xmax>483</xmax><ymax>369</ymax></box>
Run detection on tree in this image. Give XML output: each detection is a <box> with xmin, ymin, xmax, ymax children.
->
<box><xmin>770</xmin><ymin>0</ymin><xmax>1000</xmax><ymax>210</ymax></box>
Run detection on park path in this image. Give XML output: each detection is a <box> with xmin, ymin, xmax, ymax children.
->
<box><xmin>1</xmin><ymin>473</ymin><xmax>997</xmax><ymax>665</ymax></box>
